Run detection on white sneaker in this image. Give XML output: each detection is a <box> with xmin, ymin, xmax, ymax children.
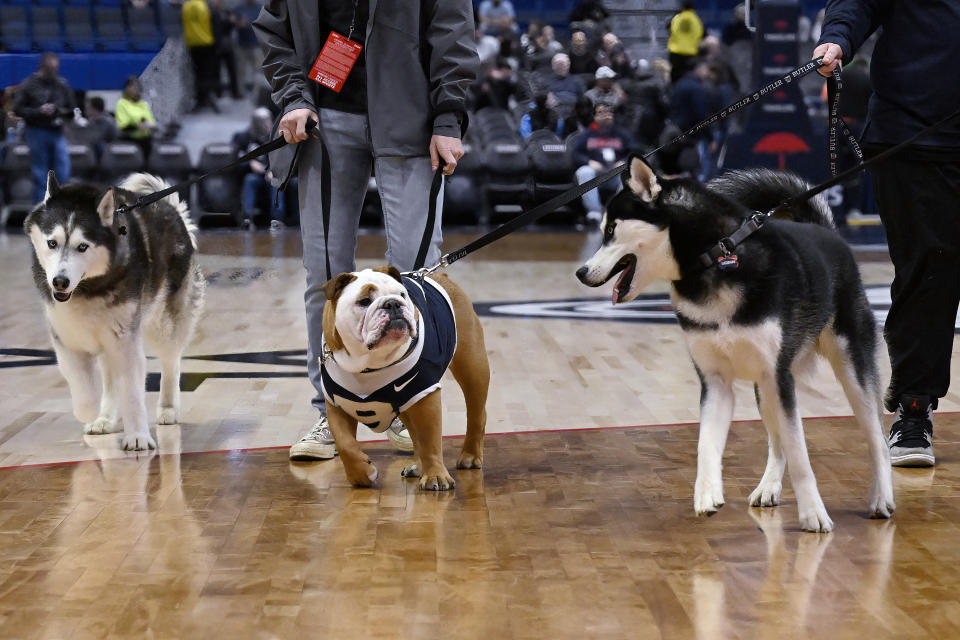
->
<box><xmin>269</xmin><ymin>219</ymin><xmax>285</xmax><ymax>234</ymax></box>
<box><xmin>586</xmin><ymin>210</ymin><xmax>602</xmax><ymax>225</ymax></box>
<box><xmin>386</xmin><ymin>417</ymin><xmax>414</xmax><ymax>452</ymax></box>
<box><xmin>289</xmin><ymin>416</ymin><xmax>337</xmax><ymax>460</ymax></box>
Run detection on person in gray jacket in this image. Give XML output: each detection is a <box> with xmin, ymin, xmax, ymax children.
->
<box><xmin>253</xmin><ymin>0</ymin><xmax>479</xmax><ymax>461</ymax></box>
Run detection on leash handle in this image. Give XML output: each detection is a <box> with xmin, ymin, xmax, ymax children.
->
<box><xmin>413</xmin><ymin>160</ymin><xmax>445</xmax><ymax>270</ymax></box>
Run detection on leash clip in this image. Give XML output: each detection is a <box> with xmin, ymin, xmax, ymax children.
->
<box><xmin>409</xmin><ymin>255</ymin><xmax>448</xmax><ymax>281</ymax></box>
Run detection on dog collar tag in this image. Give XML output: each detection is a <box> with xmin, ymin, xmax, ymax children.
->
<box><xmin>309</xmin><ymin>32</ymin><xmax>362</xmax><ymax>93</ymax></box>
<box><xmin>717</xmin><ymin>254</ymin><xmax>739</xmax><ymax>271</ymax></box>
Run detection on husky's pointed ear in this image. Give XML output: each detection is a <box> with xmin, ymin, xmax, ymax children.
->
<box><xmin>44</xmin><ymin>171</ymin><xmax>60</xmax><ymax>202</ymax></box>
<box><xmin>373</xmin><ymin>265</ymin><xmax>403</xmax><ymax>283</ymax></box>
<box><xmin>624</xmin><ymin>155</ymin><xmax>661</xmax><ymax>203</ymax></box>
<box><xmin>97</xmin><ymin>188</ymin><xmax>117</xmax><ymax>227</ymax></box>
<box><xmin>322</xmin><ymin>272</ymin><xmax>358</xmax><ymax>301</ymax></box>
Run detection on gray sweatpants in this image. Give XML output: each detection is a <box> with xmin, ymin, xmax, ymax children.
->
<box><xmin>299</xmin><ymin>108</ymin><xmax>444</xmax><ymax>410</ymax></box>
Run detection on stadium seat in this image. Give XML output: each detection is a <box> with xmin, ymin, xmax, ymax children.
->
<box><xmin>63</xmin><ymin>6</ymin><xmax>97</xmax><ymax>52</ymax></box>
<box><xmin>100</xmin><ymin>141</ymin><xmax>145</xmax><ymax>184</ymax></box>
<box><xmin>31</xmin><ymin>6</ymin><xmax>64</xmax><ymax>52</ymax></box>
<box><xmin>443</xmin><ymin>141</ymin><xmax>485</xmax><ymax>225</ymax></box>
<box><xmin>483</xmin><ymin>140</ymin><xmax>531</xmax><ymax>216</ymax></box>
<box><xmin>195</xmin><ymin>143</ymin><xmax>242</xmax><ymax>226</ymax></box>
<box><xmin>0</xmin><ymin>142</ymin><xmax>36</xmax><ymax>227</ymax></box>
<box><xmin>67</xmin><ymin>143</ymin><xmax>97</xmax><ymax>181</ymax></box>
<box><xmin>147</xmin><ymin>142</ymin><xmax>192</xmax><ymax>203</ymax></box>
<box><xmin>128</xmin><ymin>3</ymin><xmax>165</xmax><ymax>52</ymax></box>
<box><xmin>95</xmin><ymin>6</ymin><xmax>130</xmax><ymax>52</ymax></box>
<box><xmin>524</xmin><ymin>132</ymin><xmax>579</xmax><ymax>222</ymax></box>
<box><xmin>160</xmin><ymin>3</ymin><xmax>183</xmax><ymax>37</ymax></box>
<box><xmin>0</xmin><ymin>6</ymin><xmax>32</xmax><ymax>53</ymax></box>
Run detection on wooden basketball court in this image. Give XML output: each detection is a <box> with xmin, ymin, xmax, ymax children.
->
<box><xmin>2</xmin><ymin>228</ymin><xmax>959</xmax><ymax>638</ymax></box>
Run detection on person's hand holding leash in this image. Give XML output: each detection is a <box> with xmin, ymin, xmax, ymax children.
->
<box><xmin>813</xmin><ymin>42</ymin><xmax>844</xmax><ymax>77</ymax></box>
<box><xmin>279</xmin><ymin>108</ymin><xmax>319</xmax><ymax>142</ymax></box>
<box><xmin>430</xmin><ymin>135</ymin><xmax>464</xmax><ymax>175</ymax></box>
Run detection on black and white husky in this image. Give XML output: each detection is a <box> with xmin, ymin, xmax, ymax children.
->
<box><xmin>24</xmin><ymin>172</ymin><xmax>204</xmax><ymax>451</ymax></box>
<box><xmin>577</xmin><ymin>156</ymin><xmax>895</xmax><ymax>532</ymax></box>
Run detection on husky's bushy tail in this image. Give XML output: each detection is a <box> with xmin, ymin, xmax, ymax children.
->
<box><xmin>120</xmin><ymin>172</ymin><xmax>198</xmax><ymax>248</ymax></box>
<box><xmin>708</xmin><ymin>168</ymin><xmax>834</xmax><ymax>229</ymax></box>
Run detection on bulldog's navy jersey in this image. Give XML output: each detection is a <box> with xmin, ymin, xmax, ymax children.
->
<box><xmin>321</xmin><ymin>276</ymin><xmax>457</xmax><ymax>431</ymax></box>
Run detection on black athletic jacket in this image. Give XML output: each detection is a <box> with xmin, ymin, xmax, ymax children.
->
<box><xmin>320</xmin><ymin>276</ymin><xmax>457</xmax><ymax>432</ymax></box>
<box><xmin>817</xmin><ymin>0</ymin><xmax>960</xmax><ymax>149</ymax></box>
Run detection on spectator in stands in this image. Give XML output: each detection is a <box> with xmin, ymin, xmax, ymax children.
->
<box><xmin>520</xmin><ymin>21</ymin><xmax>542</xmax><ymax>54</ymax></box>
<box><xmin>670</xmin><ymin>59</ymin><xmax>717</xmax><ymax>181</ymax></box>
<box><xmin>606</xmin><ymin>45</ymin><xmax>636</xmax><ymax>79</ymax></box>
<box><xmin>667</xmin><ymin>1</ymin><xmax>704</xmax><ymax>83</ymax></box>
<box><xmin>568</xmin><ymin>31</ymin><xmax>599</xmax><ymax>76</ymax></box>
<box><xmin>561</xmin><ymin>94</ymin><xmax>596</xmax><ymax>138</ymax></box>
<box><xmin>475</xmin><ymin>21</ymin><xmax>503</xmax><ymax>67</ymax></box>
<box><xmin>585</xmin><ymin>66</ymin><xmax>627</xmax><ymax>110</ymax></box>
<box><xmin>79</xmin><ymin>96</ymin><xmax>117</xmax><ymax>158</ymax></box>
<box><xmin>234</xmin><ymin>107</ymin><xmax>287</xmax><ymax>232</ymax></box>
<box><xmin>12</xmin><ymin>52</ymin><xmax>75</xmax><ymax>203</ymax></box>
<box><xmin>524</xmin><ymin>24</ymin><xmax>565</xmax><ymax>71</ymax></box>
<box><xmin>520</xmin><ymin>93</ymin><xmax>563</xmax><ymax>139</ymax></box>
<box><xmin>722</xmin><ymin>3</ymin><xmax>752</xmax><ymax>46</ymax></box>
<box><xmin>234</xmin><ymin>0</ymin><xmax>263</xmax><ymax>97</ymax></box>
<box><xmin>595</xmin><ymin>32</ymin><xmax>622</xmax><ymax>69</ymax></box>
<box><xmin>569</xmin><ymin>0</ymin><xmax>610</xmax><ymax>32</ymax></box>
<box><xmin>573</xmin><ymin>102</ymin><xmax>636</xmax><ymax>224</ymax></box>
<box><xmin>547</xmin><ymin>53</ymin><xmax>586</xmax><ymax>118</ymax></box>
<box><xmin>211</xmin><ymin>0</ymin><xmax>241</xmax><ymax>100</ymax></box>
<box><xmin>478</xmin><ymin>0</ymin><xmax>517</xmax><ymax>37</ymax></box>
<box><xmin>116</xmin><ymin>76</ymin><xmax>157</xmax><ymax>159</ymax></box>
<box><xmin>471</xmin><ymin>58</ymin><xmax>518</xmax><ymax>111</ymax></box>
<box><xmin>182</xmin><ymin>0</ymin><xmax>220</xmax><ymax>112</ymax></box>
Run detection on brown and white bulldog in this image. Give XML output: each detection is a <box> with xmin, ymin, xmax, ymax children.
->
<box><xmin>320</xmin><ymin>266</ymin><xmax>489</xmax><ymax>490</ymax></box>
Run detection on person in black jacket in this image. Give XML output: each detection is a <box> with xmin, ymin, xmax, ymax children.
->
<box><xmin>11</xmin><ymin>52</ymin><xmax>76</xmax><ymax>203</ymax></box>
<box><xmin>815</xmin><ymin>0</ymin><xmax>960</xmax><ymax>467</ymax></box>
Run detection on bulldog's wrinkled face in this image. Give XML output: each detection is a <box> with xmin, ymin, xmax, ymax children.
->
<box><xmin>323</xmin><ymin>267</ymin><xmax>419</xmax><ymax>360</ymax></box>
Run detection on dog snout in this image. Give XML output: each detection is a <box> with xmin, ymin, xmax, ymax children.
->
<box><xmin>575</xmin><ymin>265</ymin><xmax>590</xmax><ymax>284</ymax></box>
<box><xmin>52</xmin><ymin>275</ymin><xmax>70</xmax><ymax>291</ymax></box>
<box><xmin>381</xmin><ymin>298</ymin><xmax>402</xmax><ymax>314</ymax></box>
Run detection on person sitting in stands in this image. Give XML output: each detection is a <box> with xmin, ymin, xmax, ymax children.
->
<box><xmin>520</xmin><ymin>93</ymin><xmax>564</xmax><ymax>138</ymax></box>
<box><xmin>115</xmin><ymin>76</ymin><xmax>157</xmax><ymax>159</ymax></box>
<box><xmin>233</xmin><ymin>107</ymin><xmax>287</xmax><ymax>231</ymax></box>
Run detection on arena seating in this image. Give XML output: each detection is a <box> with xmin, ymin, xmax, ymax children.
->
<box><xmin>195</xmin><ymin>143</ymin><xmax>243</xmax><ymax>227</ymax></box>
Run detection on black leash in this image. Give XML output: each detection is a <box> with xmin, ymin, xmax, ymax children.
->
<box><xmin>417</xmin><ymin>57</ymin><xmax>832</xmax><ymax>275</ymax></box>
<box><xmin>695</xmin><ymin>105</ymin><xmax>960</xmax><ymax>271</ymax></box>
<box><xmin>115</xmin><ymin>119</ymin><xmax>319</xmax><ymax>216</ymax></box>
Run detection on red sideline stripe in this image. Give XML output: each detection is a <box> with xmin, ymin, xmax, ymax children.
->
<box><xmin>0</xmin><ymin>411</ymin><xmax>940</xmax><ymax>472</ymax></box>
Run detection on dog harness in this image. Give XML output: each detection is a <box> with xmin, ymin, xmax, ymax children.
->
<box><xmin>320</xmin><ymin>276</ymin><xmax>458</xmax><ymax>432</ymax></box>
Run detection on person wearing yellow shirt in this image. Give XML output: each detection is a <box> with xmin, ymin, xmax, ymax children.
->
<box><xmin>115</xmin><ymin>76</ymin><xmax>157</xmax><ymax>158</ymax></box>
<box><xmin>668</xmin><ymin>2</ymin><xmax>704</xmax><ymax>83</ymax></box>
<box><xmin>182</xmin><ymin>0</ymin><xmax>219</xmax><ymax>111</ymax></box>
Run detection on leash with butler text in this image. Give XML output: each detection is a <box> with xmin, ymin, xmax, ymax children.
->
<box><xmin>413</xmin><ymin>57</ymin><xmax>836</xmax><ymax>277</ymax></box>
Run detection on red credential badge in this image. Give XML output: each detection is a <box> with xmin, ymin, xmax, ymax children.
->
<box><xmin>309</xmin><ymin>32</ymin><xmax>362</xmax><ymax>93</ymax></box>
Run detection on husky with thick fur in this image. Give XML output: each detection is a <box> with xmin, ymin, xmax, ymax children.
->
<box><xmin>24</xmin><ymin>172</ymin><xmax>204</xmax><ymax>450</ymax></box>
<box><xmin>576</xmin><ymin>156</ymin><xmax>895</xmax><ymax>532</ymax></box>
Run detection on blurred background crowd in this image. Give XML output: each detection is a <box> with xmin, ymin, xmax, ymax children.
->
<box><xmin>0</xmin><ymin>1</ymin><xmax>874</xmax><ymax>236</ymax></box>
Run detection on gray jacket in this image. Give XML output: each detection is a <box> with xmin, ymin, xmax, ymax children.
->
<box><xmin>254</xmin><ymin>0</ymin><xmax>478</xmax><ymax>161</ymax></box>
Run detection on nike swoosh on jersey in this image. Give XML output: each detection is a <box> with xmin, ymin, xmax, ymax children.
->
<box><xmin>394</xmin><ymin>372</ymin><xmax>418</xmax><ymax>392</ymax></box>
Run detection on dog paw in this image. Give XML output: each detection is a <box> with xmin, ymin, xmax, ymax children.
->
<box><xmin>456</xmin><ymin>452</ymin><xmax>483</xmax><ymax>469</ymax></box>
<box><xmin>868</xmin><ymin>486</ymin><xmax>896</xmax><ymax>519</ymax></box>
<box><xmin>156</xmin><ymin>406</ymin><xmax>179</xmax><ymax>425</ymax></box>
<box><xmin>694</xmin><ymin>478</ymin><xmax>724</xmax><ymax>516</ymax></box>
<box><xmin>84</xmin><ymin>417</ymin><xmax>121</xmax><ymax>435</ymax></box>
<box><xmin>419</xmin><ymin>471</ymin><xmax>455</xmax><ymax>491</ymax></box>
<box><xmin>121</xmin><ymin>432</ymin><xmax>157</xmax><ymax>451</ymax></box>
<box><xmin>798</xmin><ymin>505</ymin><xmax>834</xmax><ymax>533</ymax></box>
<box><xmin>749</xmin><ymin>480</ymin><xmax>782</xmax><ymax>507</ymax></box>
<box><xmin>401</xmin><ymin>464</ymin><xmax>421</xmax><ymax>478</ymax></box>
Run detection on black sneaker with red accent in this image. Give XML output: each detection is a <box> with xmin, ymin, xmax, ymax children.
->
<box><xmin>888</xmin><ymin>393</ymin><xmax>935</xmax><ymax>467</ymax></box>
